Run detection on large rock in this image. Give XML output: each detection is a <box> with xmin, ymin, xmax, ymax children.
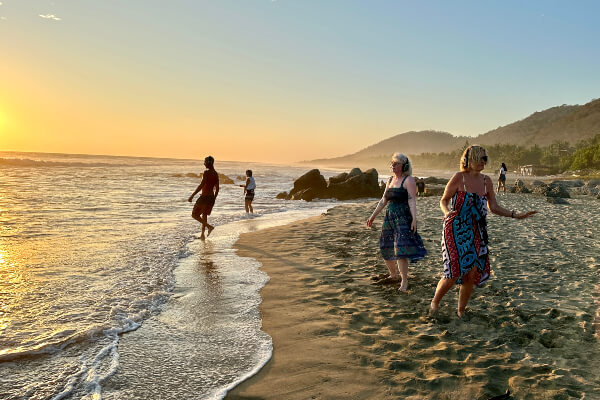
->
<box><xmin>587</xmin><ymin>179</ymin><xmax>600</xmax><ymax>187</ymax></box>
<box><xmin>423</xmin><ymin>177</ymin><xmax>449</xmax><ymax>185</ymax></box>
<box><xmin>550</xmin><ymin>179</ymin><xmax>584</xmax><ymax>188</ymax></box>
<box><xmin>328</xmin><ymin>172</ymin><xmax>348</xmax><ymax>185</ymax></box>
<box><xmin>546</xmin><ymin>182</ymin><xmax>571</xmax><ymax>198</ymax></box>
<box><xmin>512</xmin><ymin>179</ymin><xmax>531</xmax><ymax>193</ymax></box>
<box><xmin>532</xmin><ymin>182</ymin><xmax>549</xmax><ymax>196</ymax></box>
<box><xmin>570</xmin><ymin>186</ymin><xmax>600</xmax><ymax>196</ymax></box>
<box><xmin>424</xmin><ymin>185</ymin><xmax>445</xmax><ymax>196</ymax></box>
<box><xmin>284</xmin><ymin>168</ymin><xmax>383</xmax><ymax>201</ymax></box>
<box><xmin>327</xmin><ymin>168</ymin><xmax>381</xmax><ymax>200</ymax></box>
<box><xmin>347</xmin><ymin>168</ymin><xmax>363</xmax><ymax>179</ymax></box>
<box><xmin>288</xmin><ymin>169</ymin><xmax>327</xmax><ymax>199</ymax></box>
<box><xmin>547</xmin><ymin>197</ymin><xmax>569</xmax><ymax>205</ymax></box>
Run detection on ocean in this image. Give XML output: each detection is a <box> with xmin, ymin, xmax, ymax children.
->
<box><xmin>0</xmin><ymin>152</ymin><xmax>352</xmax><ymax>399</ymax></box>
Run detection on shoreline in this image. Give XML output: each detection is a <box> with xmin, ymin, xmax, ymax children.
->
<box><xmin>226</xmin><ymin>199</ymin><xmax>600</xmax><ymax>399</ymax></box>
<box><xmin>226</xmin><ymin>212</ymin><xmax>391</xmax><ymax>400</ymax></box>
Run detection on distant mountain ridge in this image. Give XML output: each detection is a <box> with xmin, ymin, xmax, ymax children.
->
<box><xmin>309</xmin><ymin>130</ymin><xmax>468</xmax><ymax>166</ymax></box>
<box><xmin>308</xmin><ymin>98</ymin><xmax>600</xmax><ymax>169</ymax></box>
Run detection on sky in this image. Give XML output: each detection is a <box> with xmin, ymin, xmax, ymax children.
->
<box><xmin>1</xmin><ymin>1</ymin><xmax>600</xmax><ymax>164</ymax></box>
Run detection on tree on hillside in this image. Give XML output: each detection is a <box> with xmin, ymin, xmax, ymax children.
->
<box><xmin>568</xmin><ymin>134</ymin><xmax>600</xmax><ymax>170</ymax></box>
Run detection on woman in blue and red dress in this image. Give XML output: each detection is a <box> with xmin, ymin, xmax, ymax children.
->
<box><xmin>430</xmin><ymin>145</ymin><xmax>536</xmax><ymax>317</ymax></box>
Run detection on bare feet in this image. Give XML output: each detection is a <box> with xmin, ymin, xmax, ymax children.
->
<box><xmin>199</xmin><ymin>234</ymin><xmax>206</xmax><ymax>241</ymax></box>
<box><xmin>457</xmin><ymin>309</ymin><xmax>466</xmax><ymax>318</ymax></box>
<box><xmin>371</xmin><ymin>273</ymin><xmax>390</xmax><ymax>282</ymax></box>
<box><xmin>207</xmin><ymin>225</ymin><xmax>214</xmax><ymax>237</ymax></box>
<box><xmin>399</xmin><ymin>281</ymin><xmax>408</xmax><ymax>292</ymax></box>
<box><xmin>374</xmin><ymin>276</ymin><xmax>401</xmax><ymax>285</ymax></box>
<box><xmin>430</xmin><ymin>300</ymin><xmax>439</xmax><ymax>314</ymax></box>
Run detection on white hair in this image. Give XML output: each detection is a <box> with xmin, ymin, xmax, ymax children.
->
<box><xmin>391</xmin><ymin>152</ymin><xmax>412</xmax><ymax>175</ymax></box>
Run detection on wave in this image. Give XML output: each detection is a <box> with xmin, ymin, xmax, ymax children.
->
<box><xmin>0</xmin><ymin>158</ymin><xmax>129</xmax><ymax>168</ymax></box>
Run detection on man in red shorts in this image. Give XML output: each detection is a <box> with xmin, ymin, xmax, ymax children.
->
<box><xmin>188</xmin><ymin>156</ymin><xmax>220</xmax><ymax>240</ymax></box>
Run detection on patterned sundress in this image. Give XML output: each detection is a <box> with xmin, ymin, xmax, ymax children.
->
<box><xmin>441</xmin><ymin>174</ymin><xmax>490</xmax><ymax>286</ymax></box>
<box><xmin>379</xmin><ymin>176</ymin><xmax>427</xmax><ymax>262</ymax></box>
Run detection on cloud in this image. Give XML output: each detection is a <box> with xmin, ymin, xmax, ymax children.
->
<box><xmin>39</xmin><ymin>14</ymin><xmax>61</xmax><ymax>21</ymax></box>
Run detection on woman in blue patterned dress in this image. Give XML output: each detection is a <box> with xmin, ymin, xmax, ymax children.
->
<box><xmin>430</xmin><ymin>145</ymin><xmax>537</xmax><ymax>317</ymax></box>
<box><xmin>366</xmin><ymin>153</ymin><xmax>427</xmax><ymax>291</ymax></box>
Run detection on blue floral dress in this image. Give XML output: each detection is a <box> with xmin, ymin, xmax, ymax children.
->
<box><xmin>379</xmin><ymin>176</ymin><xmax>427</xmax><ymax>262</ymax></box>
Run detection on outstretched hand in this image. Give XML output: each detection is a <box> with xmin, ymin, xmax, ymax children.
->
<box><xmin>366</xmin><ymin>217</ymin><xmax>375</xmax><ymax>228</ymax></box>
<box><xmin>515</xmin><ymin>210</ymin><xmax>537</xmax><ymax>219</ymax></box>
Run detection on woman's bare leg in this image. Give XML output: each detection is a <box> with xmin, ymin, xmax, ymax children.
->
<box><xmin>384</xmin><ymin>259</ymin><xmax>400</xmax><ymax>279</ymax></box>
<box><xmin>431</xmin><ymin>276</ymin><xmax>458</xmax><ymax>312</ymax></box>
<box><xmin>397</xmin><ymin>258</ymin><xmax>409</xmax><ymax>291</ymax></box>
<box><xmin>457</xmin><ymin>269</ymin><xmax>477</xmax><ymax>317</ymax></box>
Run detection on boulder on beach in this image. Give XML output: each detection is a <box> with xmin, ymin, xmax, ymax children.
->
<box><xmin>511</xmin><ymin>179</ymin><xmax>531</xmax><ymax>193</ymax></box>
<box><xmin>587</xmin><ymin>179</ymin><xmax>600</xmax><ymax>187</ymax></box>
<box><xmin>284</xmin><ymin>168</ymin><xmax>383</xmax><ymax>201</ymax></box>
<box><xmin>423</xmin><ymin>177</ymin><xmax>449</xmax><ymax>185</ymax></box>
<box><xmin>547</xmin><ymin>197</ymin><xmax>569</xmax><ymax>205</ymax></box>
<box><xmin>529</xmin><ymin>181</ymin><xmax>570</xmax><ymax>198</ymax></box>
<box><xmin>550</xmin><ymin>179</ymin><xmax>584</xmax><ymax>188</ymax></box>
<box><xmin>287</xmin><ymin>169</ymin><xmax>328</xmax><ymax>200</ymax></box>
<box><xmin>424</xmin><ymin>185</ymin><xmax>445</xmax><ymax>196</ymax></box>
<box><xmin>546</xmin><ymin>182</ymin><xmax>571</xmax><ymax>198</ymax></box>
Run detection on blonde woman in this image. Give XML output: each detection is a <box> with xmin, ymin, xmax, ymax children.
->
<box><xmin>431</xmin><ymin>145</ymin><xmax>537</xmax><ymax>316</ymax></box>
<box><xmin>367</xmin><ymin>153</ymin><xmax>426</xmax><ymax>291</ymax></box>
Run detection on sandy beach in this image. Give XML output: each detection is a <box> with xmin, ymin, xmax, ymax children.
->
<box><xmin>227</xmin><ymin>195</ymin><xmax>600</xmax><ymax>399</ymax></box>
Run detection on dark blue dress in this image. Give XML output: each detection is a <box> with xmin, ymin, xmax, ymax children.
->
<box><xmin>379</xmin><ymin>177</ymin><xmax>427</xmax><ymax>262</ymax></box>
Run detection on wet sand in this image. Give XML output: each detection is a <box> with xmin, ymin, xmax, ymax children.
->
<box><xmin>227</xmin><ymin>194</ymin><xmax>600</xmax><ymax>399</ymax></box>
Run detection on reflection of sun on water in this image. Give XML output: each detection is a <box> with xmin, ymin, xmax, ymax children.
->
<box><xmin>0</xmin><ymin>246</ymin><xmax>29</xmax><ymax>337</ymax></box>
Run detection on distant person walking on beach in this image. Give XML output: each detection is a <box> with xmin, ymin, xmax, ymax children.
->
<box><xmin>188</xmin><ymin>156</ymin><xmax>220</xmax><ymax>240</ymax></box>
<box><xmin>239</xmin><ymin>169</ymin><xmax>256</xmax><ymax>214</ymax></box>
<box><xmin>497</xmin><ymin>162</ymin><xmax>507</xmax><ymax>193</ymax></box>
<box><xmin>366</xmin><ymin>153</ymin><xmax>427</xmax><ymax>291</ymax></box>
<box><xmin>431</xmin><ymin>146</ymin><xmax>536</xmax><ymax>317</ymax></box>
<box><xmin>416</xmin><ymin>178</ymin><xmax>426</xmax><ymax>197</ymax></box>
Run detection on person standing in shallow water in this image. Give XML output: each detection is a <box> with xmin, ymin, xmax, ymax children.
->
<box><xmin>188</xmin><ymin>156</ymin><xmax>220</xmax><ymax>240</ymax></box>
<box><xmin>366</xmin><ymin>153</ymin><xmax>427</xmax><ymax>292</ymax></box>
<box><xmin>431</xmin><ymin>146</ymin><xmax>537</xmax><ymax>317</ymax></box>
<box><xmin>239</xmin><ymin>169</ymin><xmax>256</xmax><ymax>214</ymax></box>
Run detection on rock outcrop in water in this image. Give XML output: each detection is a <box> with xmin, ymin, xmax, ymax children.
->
<box><xmin>278</xmin><ymin>168</ymin><xmax>384</xmax><ymax>201</ymax></box>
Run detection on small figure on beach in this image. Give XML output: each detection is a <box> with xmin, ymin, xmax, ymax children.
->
<box><xmin>239</xmin><ymin>169</ymin><xmax>256</xmax><ymax>214</ymax></box>
<box><xmin>416</xmin><ymin>178</ymin><xmax>426</xmax><ymax>197</ymax></box>
<box><xmin>497</xmin><ymin>162</ymin><xmax>507</xmax><ymax>193</ymax></box>
<box><xmin>188</xmin><ymin>156</ymin><xmax>220</xmax><ymax>240</ymax></box>
<box><xmin>431</xmin><ymin>146</ymin><xmax>537</xmax><ymax>317</ymax></box>
<box><xmin>366</xmin><ymin>153</ymin><xmax>427</xmax><ymax>291</ymax></box>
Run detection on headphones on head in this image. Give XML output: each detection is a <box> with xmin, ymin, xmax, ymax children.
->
<box><xmin>402</xmin><ymin>159</ymin><xmax>410</xmax><ymax>172</ymax></box>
